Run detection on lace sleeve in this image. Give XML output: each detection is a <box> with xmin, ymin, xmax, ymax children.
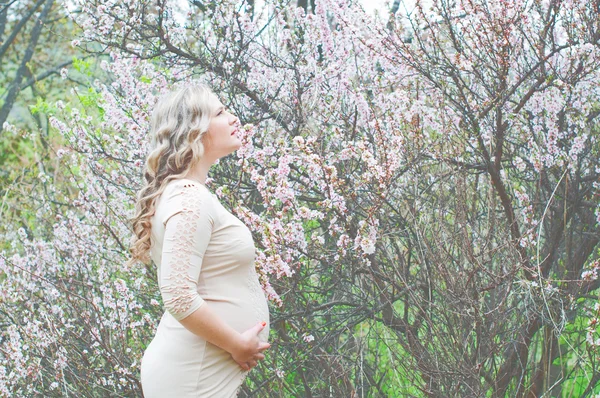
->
<box><xmin>159</xmin><ymin>182</ymin><xmax>213</xmax><ymax>321</ymax></box>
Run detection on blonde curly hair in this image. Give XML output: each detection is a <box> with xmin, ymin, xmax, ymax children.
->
<box><xmin>126</xmin><ymin>82</ymin><xmax>219</xmax><ymax>266</ymax></box>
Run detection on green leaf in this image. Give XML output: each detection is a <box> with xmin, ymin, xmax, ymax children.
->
<box><xmin>29</xmin><ymin>97</ymin><xmax>53</xmax><ymax>115</ymax></box>
<box><xmin>72</xmin><ymin>56</ymin><xmax>92</xmax><ymax>76</ymax></box>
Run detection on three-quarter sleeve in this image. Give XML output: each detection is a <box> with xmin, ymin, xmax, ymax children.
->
<box><xmin>159</xmin><ymin>182</ymin><xmax>214</xmax><ymax>321</ymax></box>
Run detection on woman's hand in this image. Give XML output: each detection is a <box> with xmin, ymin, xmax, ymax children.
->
<box><xmin>231</xmin><ymin>321</ymin><xmax>270</xmax><ymax>371</ymax></box>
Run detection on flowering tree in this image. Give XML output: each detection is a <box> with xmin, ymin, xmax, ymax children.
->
<box><xmin>0</xmin><ymin>0</ymin><xmax>599</xmax><ymax>396</ymax></box>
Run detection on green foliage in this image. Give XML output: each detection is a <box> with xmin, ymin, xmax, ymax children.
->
<box><xmin>75</xmin><ymin>87</ymin><xmax>105</xmax><ymax>118</ymax></box>
<box><xmin>29</xmin><ymin>97</ymin><xmax>55</xmax><ymax>116</ymax></box>
<box><xmin>303</xmin><ymin>219</ymin><xmax>320</xmax><ymax>230</ymax></box>
<box><xmin>555</xmin><ymin>312</ymin><xmax>600</xmax><ymax>397</ymax></box>
<box><xmin>72</xmin><ymin>56</ymin><xmax>94</xmax><ymax>76</ymax></box>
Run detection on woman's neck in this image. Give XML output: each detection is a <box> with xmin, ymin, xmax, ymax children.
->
<box><xmin>184</xmin><ymin>158</ymin><xmax>213</xmax><ymax>184</ymax></box>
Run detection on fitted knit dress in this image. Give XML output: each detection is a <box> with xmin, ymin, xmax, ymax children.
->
<box><xmin>140</xmin><ymin>178</ymin><xmax>270</xmax><ymax>398</ymax></box>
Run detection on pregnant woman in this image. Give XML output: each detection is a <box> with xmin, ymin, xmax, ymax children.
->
<box><xmin>128</xmin><ymin>83</ymin><xmax>270</xmax><ymax>397</ymax></box>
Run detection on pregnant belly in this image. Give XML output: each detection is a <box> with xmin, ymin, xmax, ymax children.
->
<box><xmin>205</xmin><ymin>288</ymin><xmax>270</xmax><ymax>342</ymax></box>
<box><xmin>155</xmin><ymin>289</ymin><xmax>270</xmax><ymax>347</ymax></box>
<box><xmin>200</xmin><ymin>266</ymin><xmax>271</xmax><ymax>342</ymax></box>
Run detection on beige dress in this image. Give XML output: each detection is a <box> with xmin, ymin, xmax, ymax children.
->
<box><xmin>140</xmin><ymin>178</ymin><xmax>270</xmax><ymax>397</ymax></box>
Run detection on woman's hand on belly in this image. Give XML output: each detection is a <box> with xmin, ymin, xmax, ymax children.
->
<box><xmin>231</xmin><ymin>321</ymin><xmax>271</xmax><ymax>371</ymax></box>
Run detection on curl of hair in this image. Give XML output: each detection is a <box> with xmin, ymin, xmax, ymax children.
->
<box><xmin>125</xmin><ymin>83</ymin><xmax>218</xmax><ymax>267</ymax></box>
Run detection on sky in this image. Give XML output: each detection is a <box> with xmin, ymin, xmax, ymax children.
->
<box><xmin>252</xmin><ymin>0</ymin><xmax>424</xmax><ymax>18</ymax></box>
<box><xmin>170</xmin><ymin>0</ymin><xmax>428</xmax><ymax>28</ymax></box>
<box><xmin>360</xmin><ymin>0</ymin><xmax>399</xmax><ymax>16</ymax></box>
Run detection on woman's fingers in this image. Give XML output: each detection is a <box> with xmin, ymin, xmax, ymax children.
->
<box><xmin>236</xmin><ymin>360</ymin><xmax>250</xmax><ymax>371</ymax></box>
<box><xmin>240</xmin><ymin>357</ymin><xmax>262</xmax><ymax>371</ymax></box>
<box><xmin>258</xmin><ymin>343</ymin><xmax>271</xmax><ymax>352</ymax></box>
<box><xmin>232</xmin><ymin>337</ymin><xmax>269</xmax><ymax>371</ymax></box>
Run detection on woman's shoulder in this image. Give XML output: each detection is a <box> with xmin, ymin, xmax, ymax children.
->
<box><xmin>155</xmin><ymin>178</ymin><xmax>213</xmax><ymax>210</ymax></box>
<box><xmin>163</xmin><ymin>178</ymin><xmax>212</xmax><ymax>197</ymax></box>
<box><xmin>155</xmin><ymin>178</ymin><xmax>217</xmax><ymax>226</ymax></box>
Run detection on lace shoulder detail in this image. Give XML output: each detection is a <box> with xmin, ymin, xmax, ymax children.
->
<box><xmin>159</xmin><ymin>181</ymin><xmax>212</xmax><ymax>320</ymax></box>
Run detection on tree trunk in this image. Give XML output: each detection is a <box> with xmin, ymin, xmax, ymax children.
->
<box><xmin>0</xmin><ymin>0</ymin><xmax>53</xmax><ymax>134</ymax></box>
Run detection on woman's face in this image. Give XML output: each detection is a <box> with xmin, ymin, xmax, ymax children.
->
<box><xmin>202</xmin><ymin>98</ymin><xmax>241</xmax><ymax>161</ymax></box>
